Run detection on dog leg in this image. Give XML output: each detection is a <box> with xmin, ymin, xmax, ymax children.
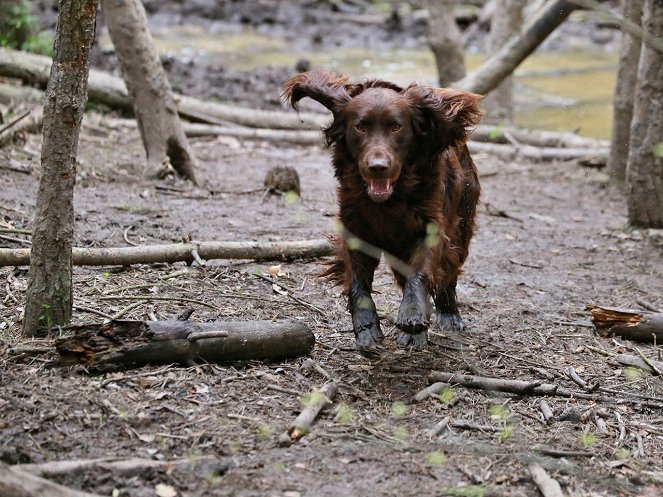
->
<box><xmin>346</xmin><ymin>252</ymin><xmax>383</xmax><ymax>355</ymax></box>
<box><xmin>434</xmin><ymin>281</ymin><xmax>464</xmax><ymax>332</ymax></box>
<box><xmin>395</xmin><ymin>272</ymin><xmax>431</xmax><ymax>350</ymax></box>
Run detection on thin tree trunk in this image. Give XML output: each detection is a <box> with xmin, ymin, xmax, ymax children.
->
<box><xmin>482</xmin><ymin>0</ymin><xmax>527</xmax><ymax>123</ymax></box>
<box><xmin>100</xmin><ymin>0</ymin><xmax>199</xmax><ymax>183</ymax></box>
<box><xmin>22</xmin><ymin>0</ymin><xmax>98</xmax><ymax>337</ymax></box>
<box><xmin>607</xmin><ymin>0</ymin><xmax>643</xmax><ymax>184</ymax></box>
<box><xmin>455</xmin><ymin>0</ymin><xmax>581</xmax><ymax>95</ymax></box>
<box><xmin>626</xmin><ymin>0</ymin><xmax>663</xmax><ymax>228</ymax></box>
<box><xmin>426</xmin><ymin>0</ymin><xmax>466</xmax><ymax>87</ymax></box>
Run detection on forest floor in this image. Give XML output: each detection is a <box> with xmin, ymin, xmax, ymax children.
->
<box><xmin>2</xmin><ymin>1</ymin><xmax>663</xmax><ymax>496</ymax></box>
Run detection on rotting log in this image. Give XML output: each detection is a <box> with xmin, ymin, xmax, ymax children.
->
<box><xmin>587</xmin><ymin>305</ymin><xmax>663</xmax><ymax>343</ymax></box>
<box><xmin>54</xmin><ymin>318</ymin><xmax>316</xmax><ymax>368</ymax></box>
<box><xmin>0</xmin><ymin>461</ymin><xmax>103</xmax><ymax>497</ymax></box>
<box><xmin>0</xmin><ymin>239</ymin><xmax>334</xmax><ymax>267</ymax></box>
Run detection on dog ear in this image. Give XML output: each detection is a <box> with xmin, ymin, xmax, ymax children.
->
<box><xmin>405</xmin><ymin>85</ymin><xmax>483</xmax><ymax>149</ymax></box>
<box><xmin>282</xmin><ymin>70</ymin><xmax>356</xmax><ymax>114</ymax></box>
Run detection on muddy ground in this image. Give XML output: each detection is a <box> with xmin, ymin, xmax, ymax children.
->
<box><xmin>2</xmin><ymin>1</ymin><xmax>663</xmax><ymax>496</ymax></box>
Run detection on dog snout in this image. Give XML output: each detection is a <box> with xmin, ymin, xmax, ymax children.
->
<box><xmin>367</xmin><ymin>158</ymin><xmax>389</xmax><ymax>172</ymax></box>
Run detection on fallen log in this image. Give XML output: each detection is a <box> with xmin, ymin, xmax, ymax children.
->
<box><xmin>472</xmin><ymin>124</ymin><xmax>609</xmax><ymax>149</ymax></box>
<box><xmin>0</xmin><ymin>461</ymin><xmax>102</xmax><ymax>497</ymax></box>
<box><xmin>468</xmin><ymin>141</ymin><xmax>608</xmax><ymax>163</ymax></box>
<box><xmin>184</xmin><ymin>122</ymin><xmax>323</xmax><ymax>145</ymax></box>
<box><xmin>54</xmin><ymin>318</ymin><xmax>315</xmax><ymax>367</ymax></box>
<box><xmin>0</xmin><ymin>239</ymin><xmax>334</xmax><ymax>267</ymax></box>
<box><xmin>0</xmin><ymin>47</ymin><xmax>327</xmax><ymax>130</ymax></box>
<box><xmin>587</xmin><ymin>305</ymin><xmax>663</xmax><ymax>343</ymax></box>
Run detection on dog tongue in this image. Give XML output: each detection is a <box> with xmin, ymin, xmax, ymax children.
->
<box><xmin>369</xmin><ymin>179</ymin><xmax>391</xmax><ymax>194</ymax></box>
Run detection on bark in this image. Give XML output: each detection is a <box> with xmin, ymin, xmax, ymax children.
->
<box><xmin>482</xmin><ymin>0</ymin><xmax>527</xmax><ymax>123</ymax></box>
<box><xmin>455</xmin><ymin>0</ymin><xmax>581</xmax><ymax>95</ymax></box>
<box><xmin>0</xmin><ymin>461</ymin><xmax>102</xmax><ymax>497</ymax></box>
<box><xmin>587</xmin><ymin>305</ymin><xmax>663</xmax><ymax>343</ymax></box>
<box><xmin>100</xmin><ymin>0</ymin><xmax>198</xmax><ymax>183</ymax></box>
<box><xmin>0</xmin><ymin>239</ymin><xmax>333</xmax><ymax>267</ymax></box>
<box><xmin>54</xmin><ymin>318</ymin><xmax>315</xmax><ymax>367</ymax></box>
<box><xmin>21</xmin><ymin>0</ymin><xmax>98</xmax><ymax>337</ymax></box>
<box><xmin>625</xmin><ymin>0</ymin><xmax>663</xmax><ymax>228</ymax></box>
<box><xmin>426</xmin><ymin>0</ymin><xmax>466</xmax><ymax>86</ymax></box>
<box><xmin>607</xmin><ymin>0</ymin><xmax>643</xmax><ymax>184</ymax></box>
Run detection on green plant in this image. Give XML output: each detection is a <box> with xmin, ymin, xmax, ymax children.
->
<box><xmin>0</xmin><ymin>1</ymin><xmax>53</xmax><ymax>56</ymax></box>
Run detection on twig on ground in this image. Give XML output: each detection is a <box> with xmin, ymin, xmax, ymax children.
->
<box><xmin>72</xmin><ymin>304</ymin><xmax>115</xmax><ymax>320</ymax></box>
<box><xmin>98</xmin><ymin>294</ymin><xmax>217</xmax><ymax>310</ymax></box>
<box><xmin>566</xmin><ymin>367</ymin><xmax>600</xmax><ymax>392</ymax></box>
<box><xmin>536</xmin><ymin>446</ymin><xmax>595</xmax><ymax>458</ymax></box>
<box><xmin>428</xmin><ymin>416</ymin><xmax>451</xmax><ymax>437</ymax></box>
<box><xmin>111</xmin><ymin>300</ymin><xmax>148</xmax><ymax>320</ymax></box>
<box><xmin>0</xmin><ymin>109</ymin><xmax>31</xmax><ymax>136</ymax></box>
<box><xmin>540</xmin><ymin>400</ymin><xmax>555</xmax><ymax>424</ymax></box>
<box><xmin>636</xmin><ymin>299</ymin><xmax>662</xmax><ymax>313</ymax></box>
<box><xmin>528</xmin><ymin>462</ymin><xmax>565</xmax><ymax>497</ymax></box>
<box><xmin>0</xmin><ymin>233</ymin><xmax>31</xmax><ymax>245</ymax></box>
<box><xmin>280</xmin><ymin>382</ymin><xmax>339</xmax><ymax>444</ymax></box>
<box><xmin>634</xmin><ymin>347</ymin><xmax>663</xmax><ymax>376</ymax></box>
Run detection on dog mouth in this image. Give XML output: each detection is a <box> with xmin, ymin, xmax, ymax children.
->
<box><xmin>367</xmin><ymin>178</ymin><xmax>394</xmax><ymax>202</ymax></box>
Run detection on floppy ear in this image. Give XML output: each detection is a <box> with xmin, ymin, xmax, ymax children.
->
<box><xmin>405</xmin><ymin>85</ymin><xmax>483</xmax><ymax>149</ymax></box>
<box><xmin>281</xmin><ymin>70</ymin><xmax>356</xmax><ymax>114</ymax></box>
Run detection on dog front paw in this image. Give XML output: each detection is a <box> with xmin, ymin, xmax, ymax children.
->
<box><xmin>396</xmin><ymin>330</ymin><xmax>428</xmax><ymax>350</ymax></box>
<box><xmin>436</xmin><ymin>313</ymin><xmax>465</xmax><ymax>332</ymax></box>
<box><xmin>396</xmin><ymin>304</ymin><xmax>429</xmax><ymax>334</ymax></box>
<box><xmin>354</xmin><ymin>319</ymin><xmax>384</xmax><ymax>357</ymax></box>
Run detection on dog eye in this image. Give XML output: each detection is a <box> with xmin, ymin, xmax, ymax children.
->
<box><xmin>355</xmin><ymin>123</ymin><xmax>366</xmax><ymax>133</ymax></box>
<box><xmin>390</xmin><ymin>124</ymin><xmax>401</xmax><ymax>132</ymax></box>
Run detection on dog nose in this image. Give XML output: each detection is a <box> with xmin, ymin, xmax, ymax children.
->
<box><xmin>367</xmin><ymin>158</ymin><xmax>389</xmax><ymax>172</ymax></box>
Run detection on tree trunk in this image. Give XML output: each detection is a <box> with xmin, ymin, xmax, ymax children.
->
<box><xmin>455</xmin><ymin>0</ymin><xmax>581</xmax><ymax>95</ymax></box>
<box><xmin>482</xmin><ymin>0</ymin><xmax>527</xmax><ymax>123</ymax></box>
<box><xmin>100</xmin><ymin>0</ymin><xmax>199</xmax><ymax>183</ymax></box>
<box><xmin>607</xmin><ymin>0</ymin><xmax>643</xmax><ymax>184</ymax></box>
<box><xmin>21</xmin><ymin>0</ymin><xmax>98</xmax><ymax>337</ymax></box>
<box><xmin>426</xmin><ymin>0</ymin><xmax>466</xmax><ymax>87</ymax></box>
<box><xmin>625</xmin><ymin>0</ymin><xmax>663</xmax><ymax>228</ymax></box>
<box><xmin>626</xmin><ymin>0</ymin><xmax>663</xmax><ymax>228</ymax></box>
<box><xmin>54</xmin><ymin>318</ymin><xmax>316</xmax><ymax>368</ymax></box>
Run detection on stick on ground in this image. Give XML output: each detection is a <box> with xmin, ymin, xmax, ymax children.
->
<box><xmin>284</xmin><ymin>382</ymin><xmax>339</xmax><ymax>442</ymax></box>
<box><xmin>528</xmin><ymin>462</ymin><xmax>565</xmax><ymax>497</ymax></box>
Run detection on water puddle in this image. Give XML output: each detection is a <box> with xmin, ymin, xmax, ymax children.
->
<box><xmin>140</xmin><ymin>24</ymin><xmax>618</xmax><ymax>139</ymax></box>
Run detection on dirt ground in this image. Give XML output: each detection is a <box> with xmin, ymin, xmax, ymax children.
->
<box><xmin>2</xmin><ymin>1</ymin><xmax>663</xmax><ymax>496</ymax></box>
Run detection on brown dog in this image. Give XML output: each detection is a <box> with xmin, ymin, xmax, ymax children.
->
<box><xmin>282</xmin><ymin>70</ymin><xmax>482</xmax><ymax>355</ymax></box>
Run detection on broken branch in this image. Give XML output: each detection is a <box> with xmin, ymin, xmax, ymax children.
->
<box><xmin>587</xmin><ymin>305</ymin><xmax>663</xmax><ymax>343</ymax></box>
